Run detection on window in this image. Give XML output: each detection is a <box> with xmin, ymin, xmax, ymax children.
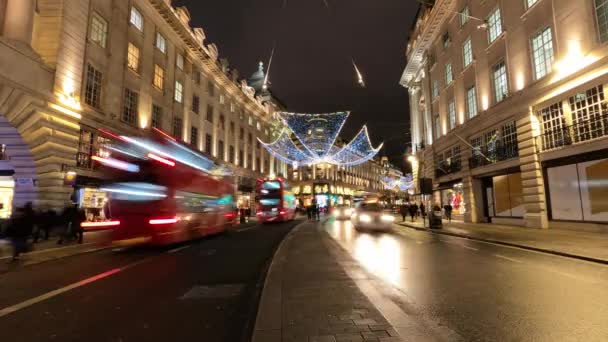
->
<box><xmin>432</xmin><ymin>80</ymin><xmax>439</xmax><ymax>99</ymax></box>
<box><xmin>569</xmin><ymin>85</ymin><xmax>608</xmax><ymax>143</ymax></box>
<box><xmin>488</xmin><ymin>7</ymin><xmax>503</xmax><ymax>43</ymax></box>
<box><xmin>492</xmin><ymin>61</ymin><xmax>508</xmax><ymax>102</ymax></box>
<box><xmin>205</xmin><ymin>134</ymin><xmax>213</xmax><ymax>154</ymax></box>
<box><xmin>89</xmin><ymin>13</ymin><xmax>108</xmax><ymax>48</ymax></box>
<box><xmin>230</xmin><ymin>121</ymin><xmax>235</xmax><ymax>135</ymax></box>
<box><xmin>190</xmin><ymin>126</ymin><xmax>198</xmax><ymax>146</ymax></box>
<box><xmin>526</xmin><ymin>0</ymin><xmax>539</xmax><ymax>9</ymax></box>
<box><xmin>239</xmin><ymin>150</ymin><xmax>244</xmax><ymax>167</ymax></box>
<box><xmin>239</xmin><ymin>127</ymin><xmax>244</xmax><ymax>140</ymax></box>
<box><xmin>502</xmin><ymin>121</ymin><xmax>517</xmax><ymax>148</ymax></box>
<box><xmin>531</xmin><ymin>27</ymin><xmax>554</xmax><ymax>80</ymax></box>
<box><xmin>256</xmin><ymin>158</ymin><xmax>261</xmax><ymax>172</ymax></box>
<box><xmin>206</xmin><ymin>105</ymin><xmax>213</xmax><ymax>122</ymax></box>
<box><xmin>248</xmin><ymin>133</ymin><xmax>252</xmax><ymax>144</ymax></box>
<box><xmin>229</xmin><ymin>146</ymin><xmax>235</xmax><ymax>164</ymax></box>
<box><xmin>127</xmin><ymin>43</ymin><xmax>140</xmax><ymax>72</ymax></box>
<box><xmin>428</xmin><ymin>53</ymin><xmax>436</xmax><ymax>67</ymax></box>
<box><xmin>218</xmin><ymin>140</ymin><xmax>225</xmax><ymax>160</ymax></box>
<box><xmin>597</xmin><ymin>0</ymin><xmax>608</xmax><ymax>43</ymax></box>
<box><xmin>442</xmin><ymin>32</ymin><xmax>451</xmax><ymax>49</ymax></box>
<box><xmin>130</xmin><ymin>7</ymin><xmax>143</xmax><ymax>31</ymax></box>
<box><xmin>207</xmin><ymin>81</ymin><xmax>214</xmax><ymax>97</ymax></box>
<box><xmin>192</xmin><ymin>95</ymin><xmax>200</xmax><ymax>114</ymax></box>
<box><xmin>156</xmin><ymin>32</ymin><xmax>166</xmax><ymax>53</ymax></box>
<box><xmin>463</xmin><ymin>38</ymin><xmax>473</xmax><ymax>68</ymax></box>
<box><xmin>459</xmin><ymin>6</ymin><xmax>469</xmax><ymax>27</ymax></box>
<box><xmin>152</xmin><ymin>104</ymin><xmax>162</xmax><ymax>129</ymax></box>
<box><xmin>219</xmin><ymin>94</ymin><xmax>225</xmax><ymax>104</ymax></box>
<box><xmin>84</xmin><ymin>64</ymin><xmax>102</xmax><ymax>108</ymax></box>
<box><xmin>219</xmin><ymin>114</ymin><xmax>225</xmax><ymax>130</ymax></box>
<box><xmin>434</xmin><ymin>113</ymin><xmax>441</xmax><ymax>139</ymax></box>
<box><xmin>176</xmin><ymin>54</ymin><xmax>184</xmax><ymax>70</ymax></box>
<box><xmin>174</xmin><ymin>81</ymin><xmax>183</xmax><ymax>103</ymax></box>
<box><xmin>153</xmin><ymin>64</ymin><xmax>164</xmax><ymax>90</ymax></box>
<box><xmin>448</xmin><ymin>100</ymin><xmax>456</xmax><ymax>130</ymax></box>
<box><xmin>248</xmin><ymin>116</ymin><xmax>253</xmax><ymax>126</ymax></box>
<box><xmin>445</xmin><ymin>63</ymin><xmax>453</xmax><ymax>85</ymax></box>
<box><xmin>122</xmin><ymin>89</ymin><xmax>138</xmax><ymax>125</ymax></box>
<box><xmin>256</xmin><ymin>121</ymin><xmax>261</xmax><ymax>131</ymax></box>
<box><xmin>466</xmin><ymin>86</ymin><xmax>478</xmax><ymax>119</ymax></box>
<box><xmin>192</xmin><ymin>69</ymin><xmax>200</xmax><ymax>84</ymax></box>
<box><xmin>248</xmin><ymin>154</ymin><xmax>252</xmax><ymax>169</ymax></box>
<box><xmin>173</xmin><ymin>117</ymin><xmax>183</xmax><ymax>140</ymax></box>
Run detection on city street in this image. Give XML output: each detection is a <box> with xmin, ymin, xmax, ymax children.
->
<box><xmin>0</xmin><ymin>220</ymin><xmax>302</xmax><ymax>342</ymax></box>
<box><xmin>325</xmin><ymin>219</ymin><xmax>608</xmax><ymax>341</ymax></box>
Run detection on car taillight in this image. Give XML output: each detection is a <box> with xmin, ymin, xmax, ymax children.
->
<box><xmin>81</xmin><ymin>220</ymin><xmax>120</xmax><ymax>228</ymax></box>
<box><xmin>224</xmin><ymin>212</ymin><xmax>236</xmax><ymax>218</ymax></box>
<box><xmin>279</xmin><ymin>210</ymin><xmax>287</xmax><ymax>215</ymax></box>
<box><xmin>149</xmin><ymin>217</ymin><xmax>180</xmax><ymax>225</ymax></box>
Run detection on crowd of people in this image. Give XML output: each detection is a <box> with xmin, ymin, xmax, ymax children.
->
<box><xmin>399</xmin><ymin>202</ymin><xmax>453</xmax><ymax>222</ymax></box>
<box><xmin>0</xmin><ymin>202</ymin><xmax>87</xmax><ymax>262</ymax></box>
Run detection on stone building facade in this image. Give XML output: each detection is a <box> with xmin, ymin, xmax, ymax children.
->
<box><xmin>0</xmin><ymin>0</ymin><xmax>285</xmax><ymax>217</ymax></box>
<box><xmin>403</xmin><ymin>0</ymin><xmax>608</xmax><ymax>229</ymax></box>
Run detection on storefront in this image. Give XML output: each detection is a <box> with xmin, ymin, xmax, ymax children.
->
<box><xmin>544</xmin><ymin>153</ymin><xmax>608</xmax><ymax>224</ymax></box>
<box><xmin>0</xmin><ymin>175</ymin><xmax>14</xmax><ymax>219</ymax></box>
<box><xmin>292</xmin><ymin>182</ymin><xmax>354</xmax><ymax>208</ymax></box>
<box><xmin>434</xmin><ymin>181</ymin><xmax>466</xmax><ymax>220</ymax></box>
<box><xmin>478</xmin><ymin>170</ymin><xmax>524</xmax><ymax>223</ymax></box>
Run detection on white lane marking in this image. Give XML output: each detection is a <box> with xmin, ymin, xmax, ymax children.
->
<box><xmin>0</xmin><ymin>242</ymin><xmax>98</xmax><ymax>260</ymax></box>
<box><xmin>236</xmin><ymin>225</ymin><xmax>257</xmax><ymax>232</ymax></box>
<box><xmin>0</xmin><ymin>258</ymin><xmax>148</xmax><ymax>318</ymax></box>
<box><xmin>495</xmin><ymin>254</ymin><xmax>523</xmax><ymax>263</ymax></box>
<box><xmin>168</xmin><ymin>245</ymin><xmax>190</xmax><ymax>254</ymax></box>
<box><xmin>461</xmin><ymin>245</ymin><xmax>479</xmax><ymax>251</ymax></box>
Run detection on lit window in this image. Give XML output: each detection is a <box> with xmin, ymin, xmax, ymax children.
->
<box><xmin>445</xmin><ymin>63</ymin><xmax>453</xmax><ymax>85</ymax></box>
<box><xmin>527</xmin><ymin>0</ymin><xmax>539</xmax><ymax>9</ymax></box>
<box><xmin>466</xmin><ymin>86</ymin><xmax>478</xmax><ymax>118</ymax></box>
<box><xmin>89</xmin><ymin>13</ymin><xmax>108</xmax><ymax>48</ymax></box>
<box><xmin>84</xmin><ymin>64</ymin><xmax>102</xmax><ymax>109</ymax></box>
<box><xmin>122</xmin><ymin>88</ymin><xmax>138</xmax><ymax>125</ymax></box>
<box><xmin>127</xmin><ymin>43</ymin><xmax>140</xmax><ymax>72</ymax></box>
<box><xmin>596</xmin><ymin>0</ymin><xmax>608</xmax><ymax>43</ymax></box>
<box><xmin>156</xmin><ymin>32</ymin><xmax>166</xmax><ymax>53</ymax></box>
<box><xmin>442</xmin><ymin>32</ymin><xmax>451</xmax><ymax>49</ymax></box>
<box><xmin>256</xmin><ymin>121</ymin><xmax>261</xmax><ymax>131</ymax></box>
<box><xmin>492</xmin><ymin>61</ymin><xmax>508</xmax><ymax>102</ymax></box>
<box><xmin>151</xmin><ymin>104</ymin><xmax>162</xmax><ymax>129</ymax></box>
<box><xmin>220</xmin><ymin>94</ymin><xmax>225</xmax><ymax>104</ymax></box>
<box><xmin>175</xmin><ymin>81</ymin><xmax>183</xmax><ymax>103</ymax></box>
<box><xmin>130</xmin><ymin>7</ymin><xmax>143</xmax><ymax>31</ymax></box>
<box><xmin>248</xmin><ymin>116</ymin><xmax>253</xmax><ymax>126</ymax></box>
<box><xmin>487</xmin><ymin>7</ymin><xmax>503</xmax><ymax>43</ymax></box>
<box><xmin>459</xmin><ymin>6</ymin><xmax>469</xmax><ymax>27</ymax></box>
<box><xmin>153</xmin><ymin>64</ymin><xmax>164</xmax><ymax>90</ymax></box>
<box><xmin>432</xmin><ymin>80</ymin><xmax>439</xmax><ymax>99</ymax></box>
<box><xmin>448</xmin><ymin>99</ymin><xmax>456</xmax><ymax>130</ymax></box>
<box><xmin>463</xmin><ymin>38</ymin><xmax>473</xmax><ymax>68</ymax></box>
<box><xmin>176</xmin><ymin>53</ymin><xmax>184</xmax><ymax>70</ymax></box>
<box><xmin>531</xmin><ymin>27</ymin><xmax>554</xmax><ymax>80</ymax></box>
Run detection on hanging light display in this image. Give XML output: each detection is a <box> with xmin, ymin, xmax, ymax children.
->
<box><xmin>259</xmin><ymin>112</ymin><xmax>383</xmax><ymax>167</ymax></box>
<box><xmin>381</xmin><ymin>175</ymin><xmax>414</xmax><ymax>192</ymax></box>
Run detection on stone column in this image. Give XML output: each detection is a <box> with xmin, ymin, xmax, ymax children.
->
<box><xmin>3</xmin><ymin>0</ymin><xmax>36</xmax><ymax>44</ymax></box>
<box><xmin>517</xmin><ymin>114</ymin><xmax>549</xmax><ymax>229</ymax></box>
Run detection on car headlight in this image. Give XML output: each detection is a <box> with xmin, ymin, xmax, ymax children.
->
<box><xmin>381</xmin><ymin>214</ymin><xmax>395</xmax><ymax>222</ymax></box>
<box><xmin>359</xmin><ymin>214</ymin><xmax>372</xmax><ymax>223</ymax></box>
<box><xmin>345</xmin><ymin>209</ymin><xmax>353</xmax><ymax>216</ymax></box>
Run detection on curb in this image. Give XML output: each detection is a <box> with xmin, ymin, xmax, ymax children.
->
<box><xmin>397</xmin><ymin>223</ymin><xmax>608</xmax><ymax>265</ymax></box>
<box><xmin>251</xmin><ymin>220</ymin><xmax>307</xmax><ymax>342</ymax></box>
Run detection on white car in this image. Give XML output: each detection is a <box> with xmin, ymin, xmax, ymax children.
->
<box><xmin>333</xmin><ymin>205</ymin><xmax>354</xmax><ymax>220</ymax></box>
<box><xmin>351</xmin><ymin>203</ymin><xmax>395</xmax><ymax>231</ymax></box>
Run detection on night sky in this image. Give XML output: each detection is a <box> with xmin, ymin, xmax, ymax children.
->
<box><xmin>177</xmin><ymin>0</ymin><xmax>418</xmax><ymax>168</ymax></box>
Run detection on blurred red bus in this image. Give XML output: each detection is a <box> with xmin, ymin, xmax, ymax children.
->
<box><xmin>86</xmin><ymin>130</ymin><xmax>236</xmax><ymax>246</ymax></box>
<box><xmin>255</xmin><ymin>178</ymin><xmax>297</xmax><ymax>223</ymax></box>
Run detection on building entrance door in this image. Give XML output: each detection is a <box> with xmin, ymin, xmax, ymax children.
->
<box><xmin>0</xmin><ymin>176</ymin><xmax>15</xmax><ymax>218</ymax></box>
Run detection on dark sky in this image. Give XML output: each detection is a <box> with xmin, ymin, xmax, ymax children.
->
<box><xmin>177</xmin><ymin>0</ymin><xmax>418</xmax><ymax>168</ymax></box>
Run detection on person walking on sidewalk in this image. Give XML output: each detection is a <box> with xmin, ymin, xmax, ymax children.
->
<box><xmin>409</xmin><ymin>203</ymin><xmax>418</xmax><ymax>222</ymax></box>
<box><xmin>34</xmin><ymin>209</ymin><xmax>56</xmax><ymax>243</ymax></box>
<box><xmin>7</xmin><ymin>202</ymin><xmax>36</xmax><ymax>262</ymax></box>
<box><xmin>399</xmin><ymin>203</ymin><xmax>408</xmax><ymax>222</ymax></box>
<box><xmin>444</xmin><ymin>203</ymin><xmax>453</xmax><ymax>222</ymax></box>
<box><xmin>419</xmin><ymin>202</ymin><xmax>426</xmax><ymax>219</ymax></box>
<box><xmin>57</xmin><ymin>203</ymin><xmax>86</xmax><ymax>244</ymax></box>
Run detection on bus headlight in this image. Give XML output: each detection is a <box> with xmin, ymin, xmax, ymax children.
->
<box><xmin>381</xmin><ymin>214</ymin><xmax>395</xmax><ymax>222</ymax></box>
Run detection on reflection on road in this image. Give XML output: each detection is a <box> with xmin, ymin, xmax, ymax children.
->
<box><xmin>326</xmin><ymin>219</ymin><xmax>402</xmax><ymax>286</ymax></box>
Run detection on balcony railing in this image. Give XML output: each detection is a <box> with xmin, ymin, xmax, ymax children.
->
<box><xmin>435</xmin><ymin>159</ymin><xmax>461</xmax><ymax>178</ymax></box>
<box><xmin>538</xmin><ymin>114</ymin><xmax>608</xmax><ymax>152</ymax></box>
<box><xmin>76</xmin><ymin>152</ymin><xmax>95</xmax><ymax>169</ymax></box>
<box><xmin>469</xmin><ymin>143</ymin><xmax>519</xmax><ymax>169</ymax></box>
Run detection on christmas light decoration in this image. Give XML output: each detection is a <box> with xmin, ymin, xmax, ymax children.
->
<box><xmin>259</xmin><ymin>112</ymin><xmax>383</xmax><ymax>166</ymax></box>
<box><xmin>382</xmin><ymin>175</ymin><xmax>414</xmax><ymax>192</ymax></box>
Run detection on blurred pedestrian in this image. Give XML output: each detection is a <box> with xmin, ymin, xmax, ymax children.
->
<box><xmin>34</xmin><ymin>209</ymin><xmax>56</xmax><ymax>243</ymax></box>
<box><xmin>409</xmin><ymin>203</ymin><xmax>418</xmax><ymax>222</ymax></box>
<box><xmin>7</xmin><ymin>202</ymin><xmax>35</xmax><ymax>261</ymax></box>
<box><xmin>57</xmin><ymin>203</ymin><xmax>86</xmax><ymax>244</ymax></box>
<box><xmin>399</xmin><ymin>203</ymin><xmax>408</xmax><ymax>222</ymax></box>
<box><xmin>306</xmin><ymin>205</ymin><xmax>312</xmax><ymax>220</ymax></box>
<box><xmin>444</xmin><ymin>203</ymin><xmax>453</xmax><ymax>222</ymax></box>
<box><xmin>419</xmin><ymin>202</ymin><xmax>426</xmax><ymax>218</ymax></box>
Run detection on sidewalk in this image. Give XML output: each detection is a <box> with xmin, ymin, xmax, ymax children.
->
<box><xmin>253</xmin><ymin>221</ymin><xmax>403</xmax><ymax>342</ymax></box>
<box><xmin>396</xmin><ymin>218</ymin><xmax>608</xmax><ymax>264</ymax></box>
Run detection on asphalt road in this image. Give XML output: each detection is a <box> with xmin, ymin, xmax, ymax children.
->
<box><xmin>0</xmin><ymin>220</ymin><xmax>302</xmax><ymax>342</ymax></box>
<box><xmin>325</xmin><ymin>219</ymin><xmax>608</xmax><ymax>342</ymax></box>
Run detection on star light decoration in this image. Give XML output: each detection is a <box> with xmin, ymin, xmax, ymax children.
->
<box><xmin>259</xmin><ymin>112</ymin><xmax>383</xmax><ymax>167</ymax></box>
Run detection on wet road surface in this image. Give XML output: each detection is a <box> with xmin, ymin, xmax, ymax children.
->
<box><xmin>325</xmin><ymin>218</ymin><xmax>608</xmax><ymax>342</ymax></box>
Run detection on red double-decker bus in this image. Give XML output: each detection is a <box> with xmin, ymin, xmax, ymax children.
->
<box><xmin>85</xmin><ymin>129</ymin><xmax>236</xmax><ymax>246</ymax></box>
<box><xmin>255</xmin><ymin>177</ymin><xmax>297</xmax><ymax>223</ymax></box>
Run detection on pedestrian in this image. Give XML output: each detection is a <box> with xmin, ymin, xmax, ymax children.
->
<box><xmin>409</xmin><ymin>203</ymin><xmax>418</xmax><ymax>222</ymax></box>
<box><xmin>399</xmin><ymin>203</ymin><xmax>408</xmax><ymax>222</ymax></box>
<box><xmin>315</xmin><ymin>204</ymin><xmax>320</xmax><ymax>221</ymax></box>
<box><xmin>419</xmin><ymin>202</ymin><xmax>426</xmax><ymax>219</ymax></box>
<box><xmin>444</xmin><ymin>203</ymin><xmax>453</xmax><ymax>222</ymax></box>
<box><xmin>306</xmin><ymin>205</ymin><xmax>312</xmax><ymax>220</ymax></box>
<box><xmin>34</xmin><ymin>209</ymin><xmax>56</xmax><ymax>243</ymax></box>
<box><xmin>57</xmin><ymin>203</ymin><xmax>86</xmax><ymax>244</ymax></box>
<box><xmin>7</xmin><ymin>202</ymin><xmax>35</xmax><ymax>262</ymax></box>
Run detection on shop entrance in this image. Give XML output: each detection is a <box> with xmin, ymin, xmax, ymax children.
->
<box><xmin>0</xmin><ymin>175</ymin><xmax>14</xmax><ymax>219</ymax></box>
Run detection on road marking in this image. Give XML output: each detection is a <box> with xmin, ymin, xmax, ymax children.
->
<box><xmin>236</xmin><ymin>225</ymin><xmax>257</xmax><ymax>232</ymax></box>
<box><xmin>0</xmin><ymin>242</ymin><xmax>97</xmax><ymax>260</ymax></box>
<box><xmin>461</xmin><ymin>245</ymin><xmax>479</xmax><ymax>251</ymax></box>
<box><xmin>495</xmin><ymin>254</ymin><xmax>523</xmax><ymax>263</ymax></box>
<box><xmin>168</xmin><ymin>245</ymin><xmax>190</xmax><ymax>254</ymax></box>
<box><xmin>0</xmin><ymin>258</ymin><xmax>148</xmax><ymax>318</ymax></box>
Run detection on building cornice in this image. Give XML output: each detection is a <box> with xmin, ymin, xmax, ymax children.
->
<box><xmin>400</xmin><ymin>0</ymin><xmax>455</xmax><ymax>88</ymax></box>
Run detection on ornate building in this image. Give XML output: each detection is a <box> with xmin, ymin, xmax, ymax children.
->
<box><xmin>403</xmin><ymin>0</ymin><xmax>608</xmax><ymax>229</ymax></box>
<box><xmin>0</xmin><ymin>0</ymin><xmax>285</xmax><ymax>217</ymax></box>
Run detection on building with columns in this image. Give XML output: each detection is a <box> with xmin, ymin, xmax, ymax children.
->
<box><xmin>0</xmin><ymin>0</ymin><xmax>286</xmax><ymax>218</ymax></box>
<box><xmin>402</xmin><ymin>0</ymin><xmax>608</xmax><ymax>229</ymax></box>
